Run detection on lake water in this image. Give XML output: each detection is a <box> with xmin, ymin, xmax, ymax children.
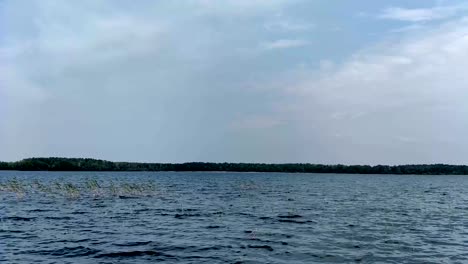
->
<box><xmin>1</xmin><ymin>171</ymin><xmax>468</xmax><ymax>263</ymax></box>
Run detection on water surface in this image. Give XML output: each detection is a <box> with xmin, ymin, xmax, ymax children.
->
<box><xmin>1</xmin><ymin>171</ymin><xmax>468</xmax><ymax>263</ymax></box>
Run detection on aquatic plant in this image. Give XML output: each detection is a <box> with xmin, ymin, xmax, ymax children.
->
<box><xmin>85</xmin><ymin>178</ymin><xmax>102</xmax><ymax>198</ymax></box>
<box><xmin>53</xmin><ymin>181</ymin><xmax>63</xmax><ymax>192</ymax></box>
<box><xmin>63</xmin><ymin>182</ymin><xmax>80</xmax><ymax>199</ymax></box>
<box><xmin>108</xmin><ymin>180</ymin><xmax>119</xmax><ymax>196</ymax></box>
<box><xmin>120</xmin><ymin>183</ymin><xmax>144</xmax><ymax>196</ymax></box>
<box><xmin>238</xmin><ymin>181</ymin><xmax>260</xmax><ymax>191</ymax></box>
<box><xmin>31</xmin><ymin>180</ymin><xmax>53</xmax><ymax>194</ymax></box>
<box><xmin>2</xmin><ymin>178</ymin><xmax>26</xmax><ymax>199</ymax></box>
<box><xmin>0</xmin><ymin>179</ymin><xmax>160</xmax><ymax>200</ymax></box>
<box><xmin>144</xmin><ymin>180</ymin><xmax>157</xmax><ymax>192</ymax></box>
<box><xmin>9</xmin><ymin>178</ymin><xmax>24</xmax><ymax>192</ymax></box>
<box><xmin>85</xmin><ymin>178</ymin><xmax>100</xmax><ymax>189</ymax></box>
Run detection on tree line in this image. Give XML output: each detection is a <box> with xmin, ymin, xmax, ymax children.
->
<box><xmin>0</xmin><ymin>157</ymin><xmax>468</xmax><ymax>175</ymax></box>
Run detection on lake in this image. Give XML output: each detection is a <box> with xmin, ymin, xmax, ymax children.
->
<box><xmin>1</xmin><ymin>171</ymin><xmax>467</xmax><ymax>263</ymax></box>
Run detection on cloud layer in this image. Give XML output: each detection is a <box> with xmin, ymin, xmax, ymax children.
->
<box><xmin>2</xmin><ymin>0</ymin><xmax>468</xmax><ymax>164</ymax></box>
<box><xmin>279</xmin><ymin>17</ymin><xmax>468</xmax><ymax>164</ymax></box>
<box><xmin>379</xmin><ymin>5</ymin><xmax>466</xmax><ymax>22</ymax></box>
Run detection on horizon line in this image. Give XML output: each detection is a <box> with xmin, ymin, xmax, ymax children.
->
<box><xmin>2</xmin><ymin>157</ymin><xmax>468</xmax><ymax>167</ymax></box>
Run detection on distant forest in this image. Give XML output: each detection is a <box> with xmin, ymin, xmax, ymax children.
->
<box><xmin>1</xmin><ymin>157</ymin><xmax>468</xmax><ymax>175</ymax></box>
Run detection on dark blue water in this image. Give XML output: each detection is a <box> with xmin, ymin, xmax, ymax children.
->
<box><xmin>1</xmin><ymin>171</ymin><xmax>468</xmax><ymax>263</ymax></box>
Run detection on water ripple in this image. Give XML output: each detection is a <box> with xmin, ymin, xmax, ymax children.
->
<box><xmin>1</xmin><ymin>171</ymin><xmax>468</xmax><ymax>263</ymax></box>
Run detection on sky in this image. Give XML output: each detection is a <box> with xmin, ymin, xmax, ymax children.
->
<box><xmin>1</xmin><ymin>0</ymin><xmax>468</xmax><ymax>164</ymax></box>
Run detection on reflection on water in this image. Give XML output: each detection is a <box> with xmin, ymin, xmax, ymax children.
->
<box><xmin>1</xmin><ymin>171</ymin><xmax>468</xmax><ymax>263</ymax></box>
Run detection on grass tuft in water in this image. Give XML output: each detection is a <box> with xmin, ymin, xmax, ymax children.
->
<box><xmin>63</xmin><ymin>182</ymin><xmax>81</xmax><ymax>199</ymax></box>
<box><xmin>85</xmin><ymin>178</ymin><xmax>103</xmax><ymax>198</ymax></box>
<box><xmin>0</xmin><ymin>179</ymin><xmax>160</xmax><ymax>200</ymax></box>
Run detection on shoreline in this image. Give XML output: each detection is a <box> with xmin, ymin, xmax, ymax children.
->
<box><xmin>1</xmin><ymin>157</ymin><xmax>468</xmax><ymax>175</ymax></box>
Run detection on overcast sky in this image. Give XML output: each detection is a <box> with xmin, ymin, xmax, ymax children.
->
<box><xmin>1</xmin><ymin>0</ymin><xmax>468</xmax><ymax>164</ymax></box>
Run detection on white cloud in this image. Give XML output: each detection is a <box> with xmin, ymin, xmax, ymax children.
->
<box><xmin>389</xmin><ymin>24</ymin><xmax>427</xmax><ymax>33</ymax></box>
<box><xmin>194</xmin><ymin>0</ymin><xmax>287</xmax><ymax>8</ymax></box>
<box><xmin>279</xmin><ymin>17</ymin><xmax>468</xmax><ymax>164</ymax></box>
<box><xmin>189</xmin><ymin>0</ymin><xmax>295</xmax><ymax>16</ymax></box>
<box><xmin>3</xmin><ymin>0</ymin><xmax>468</xmax><ymax>164</ymax></box>
<box><xmin>379</xmin><ymin>5</ymin><xmax>467</xmax><ymax>22</ymax></box>
<box><xmin>1</xmin><ymin>6</ymin><xmax>168</xmax><ymax>104</ymax></box>
<box><xmin>261</xmin><ymin>39</ymin><xmax>309</xmax><ymax>50</ymax></box>
<box><xmin>264</xmin><ymin>20</ymin><xmax>315</xmax><ymax>32</ymax></box>
<box><xmin>1</xmin><ymin>0</ymin><xmax>309</xmax><ymax>162</ymax></box>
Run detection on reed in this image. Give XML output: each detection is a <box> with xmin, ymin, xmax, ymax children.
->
<box><xmin>108</xmin><ymin>180</ymin><xmax>118</xmax><ymax>196</ymax></box>
<box><xmin>85</xmin><ymin>178</ymin><xmax>103</xmax><ymax>198</ymax></box>
<box><xmin>0</xmin><ymin>179</ymin><xmax>159</xmax><ymax>199</ymax></box>
<box><xmin>63</xmin><ymin>182</ymin><xmax>80</xmax><ymax>199</ymax></box>
<box><xmin>0</xmin><ymin>178</ymin><xmax>26</xmax><ymax>199</ymax></box>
